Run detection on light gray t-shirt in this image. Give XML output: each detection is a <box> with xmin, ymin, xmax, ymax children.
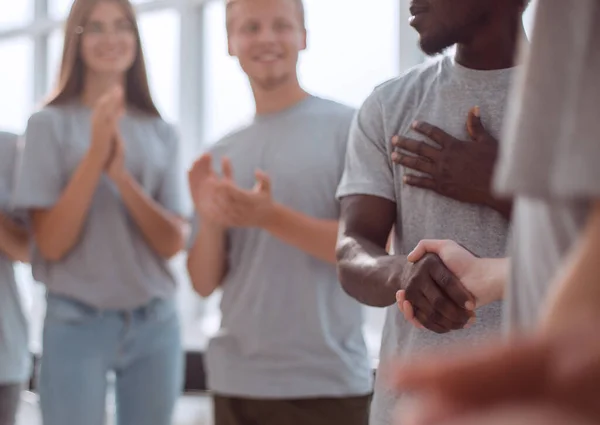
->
<box><xmin>495</xmin><ymin>0</ymin><xmax>600</xmax><ymax>331</ymax></box>
<box><xmin>337</xmin><ymin>55</ymin><xmax>514</xmax><ymax>425</ymax></box>
<box><xmin>0</xmin><ymin>131</ymin><xmax>30</xmax><ymax>384</ymax></box>
<box><xmin>194</xmin><ymin>96</ymin><xmax>372</xmax><ymax>399</ymax></box>
<box><xmin>13</xmin><ymin>103</ymin><xmax>188</xmax><ymax>310</ymax></box>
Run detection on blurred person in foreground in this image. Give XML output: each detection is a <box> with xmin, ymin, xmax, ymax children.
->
<box><xmin>394</xmin><ymin>1</ymin><xmax>600</xmax><ymax>424</ymax></box>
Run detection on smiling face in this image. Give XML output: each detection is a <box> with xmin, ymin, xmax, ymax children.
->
<box><xmin>409</xmin><ymin>0</ymin><xmax>496</xmax><ymax>56</ymax></box>
<box><xmin>226</xmin><ymin>0</ymin><xmax>307</xmax><ymax>91</ymax></box>
<box><xmin>79</xmin><ymin>0</ymin><xmax>137</xmax><ymax>77</ymax></box>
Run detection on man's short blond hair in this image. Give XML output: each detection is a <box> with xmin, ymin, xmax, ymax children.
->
<box><xmin>225</xmin><ymin>0</ymin><xmax>306</xmax><ymax>32</ymax></box>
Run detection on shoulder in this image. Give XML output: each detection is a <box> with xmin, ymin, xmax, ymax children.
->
<box><xmin>24</xmin><ymin>106</ymin><xmax>69</xmax><ymax>146</ymax></box>
<box><xmin>0</xmin><ymin>131</ymin><xmax>19</xmax><ymax>145</ymax></box>
<box><xmin>26</xmin><ymin>105</ymin><xmax>65</xmax><ymax>129</ymax></box>
<box><xmin>206</xmin><ymin>122</ymin><xmax>255</xmax><ymax>157</ymax></box>
<box><xmin>0</xmin><ymin>131</ymin><xmax>19</xmax><ymax>157</ymax></box>
<box><xmin>306</xmin><ymin>96</ymin><xmax>356</xmax><ymax>123</ymax></box>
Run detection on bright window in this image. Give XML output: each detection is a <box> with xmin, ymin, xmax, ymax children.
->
<box><xmin>0</xmin><ymin>38</ymin><xmax>34</xmax><ymax>133</ymax></box>
<box><xmin>0</xmin><ymin>1</ymin><xmax>33</xmax><ymax>30</ymax></box>
<box><xmin>138</xmin><ymin>9</ymin><xmax>180</xmax><ymax>124</ymax></box>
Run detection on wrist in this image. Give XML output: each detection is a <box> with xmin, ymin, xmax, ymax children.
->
<box><xmin>200</xmin><ymin>215</ymin><xmax>227</xmax><ymax>233</ymax></box>
<box><xmin>386</xmin><ymin>254</ymin><xmax>409</xmax><ymax>291</ymax></box>
<box><xmin>112</xmin><ymin>169</ymin><xmax>132</xmax><ymax>189</ymax></box>
<box><xmin>258</xmin><ymin>201</ymin><xmax>280</xmax><ymax>229</ymax></box>
<box><xmin>83</xmin><ymin>152</ymin><xmax>105</xmax><ymax>175</ymax></box>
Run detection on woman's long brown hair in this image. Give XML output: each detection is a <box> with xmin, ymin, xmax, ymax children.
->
<box><xmin>46</xmin><ymin>0</ymin><xmax>160</xmax><ymax>117</ymax></box>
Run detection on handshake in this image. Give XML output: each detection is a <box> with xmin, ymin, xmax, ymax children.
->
<box><xmin>394</xmin><ymin>240</ymin><xmax>506</xmax><ymax>334</ymax></box>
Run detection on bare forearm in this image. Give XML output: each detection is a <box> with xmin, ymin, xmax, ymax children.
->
<box><xmin>187</xmin><ymin>219</ymin><xmax>228</xmax><ymax>298</ymax></box>
<box><xmin>115</xmin><ymin>172</ymin><xmax>185</xmax><ymax>259</ymax></box>
<box><xmin>263</xmin><ymin>203</ymin><xmax>338</xmax><ymax>264</ymax></box>
<box><xmin>541</xmin><ymin>202</ymin><xmax>600</xmax><ymax>331</ymax></box>
<box><xmin>0</xmin><ymin>213</ymin><xmax>29</xmax><ymax>262</ymax></box>
<box><xmin>336</xmin><ymin>233</ymin><xmax>406</xmax><ymax>307</ymax></box>
<box><xmin>32</xmin><ymin>154</ymin><xmax>103</xmax><ymax>261</ymax></box>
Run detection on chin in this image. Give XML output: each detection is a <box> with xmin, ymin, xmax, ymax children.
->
<box><xmin>252</xmin><ymin>73</ymin><xmax>290</xmax><ymax>91</ymax></box>
<box><xmin>419</xmin><ymin>35</ymin><xmax>453</xmax><ymax>57</ymax></box>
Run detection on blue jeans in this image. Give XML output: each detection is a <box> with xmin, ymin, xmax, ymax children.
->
<box><xmin>39</xmin><ymin>293</ymin><xmax>183</xmax><ymax>425</ymax></box>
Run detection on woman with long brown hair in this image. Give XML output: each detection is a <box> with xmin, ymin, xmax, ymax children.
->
<box><xmin>12</xmin><ymin>1</ymin><xmax>188</xmax><ymax>424</ymax></box>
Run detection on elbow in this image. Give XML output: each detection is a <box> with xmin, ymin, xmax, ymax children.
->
<box><xmin>159</xmin><ymin>236</ymin><xmax>185</xmax><ymax>259</ymax></box>
<box><xmin>15</xmin><ymin>245</ymin><xmax>30</xmax><ymax>264</ymax></box>
<box><xmin>337</xmin><ymin>260</ymin><xmax>357</xmax><ymax>299</ymax></box>
<box><xmin>186</xmin><ymin>256</ymin><xmax>217</xmax><ymax>299</ymax></box>
<box><xmin>335</xmin><ymin>238</ymin><xmax>357</xmax><ymax>296</ymax></box>
<box><xmin>156</xmin><ymin>225</ymin><xmax>187</xmax><ymax>259</ymax></box>
<box><xmin>193</xmin><ymin>283</ymin><xmax>216</xmax><ymax>299</ymax></box>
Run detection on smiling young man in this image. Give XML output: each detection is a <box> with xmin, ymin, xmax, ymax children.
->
<box><xmin>335</xmin><ymin>0</ymin><xmax>529</xmax><ymax>424</ymax></box>
<box><xmin>186</xmin><ymin>1</ymin><xmax>372</xmax><ymax>424</ymax></box>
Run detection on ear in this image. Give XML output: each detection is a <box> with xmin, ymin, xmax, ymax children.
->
<box><xmin>227</xmin><ymin>36</ymin><xmax>235</xmax><ymax>57</ymax></box>
<box><xmin>299</xmin><ymin>28</ymin><xmax>307</xmax><ymax>51</ymax></box>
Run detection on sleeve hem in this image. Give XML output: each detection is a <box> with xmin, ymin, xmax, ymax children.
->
<box><xmin>336</xmin><ymin>182</ymin><xmax>396</xmax><ymax>203</ymax></box>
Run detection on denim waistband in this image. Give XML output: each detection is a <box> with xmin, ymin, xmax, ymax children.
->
<box><xmin>45</xmin><ymin>292</ymin><xmax>175</xmax><ymax>322</ymax></box>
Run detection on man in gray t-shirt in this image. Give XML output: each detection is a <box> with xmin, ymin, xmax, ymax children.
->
<box><xmin>388</xmin><ymin>2</ymin><xmax>600</xmax><ymax>423</ymax></box>
<box><xmin>0</xmin><ymin>132</ymin><xmax>30</xmax><ymax>425</ymax></box>
<box><xmin>186</xmin><ymin>1</ymin><xmax>371</xmax><ymax>424</ymax></box>
<box><xmin>335</xmin><ymin>1</ymin><xmax>529</xmax><ymax>424</ymax></box>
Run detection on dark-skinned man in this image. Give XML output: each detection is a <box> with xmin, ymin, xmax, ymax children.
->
<box><xmin>335</xmin><ymin>1</ymin><xmax>529</xmax><ymax>424</ymax></box>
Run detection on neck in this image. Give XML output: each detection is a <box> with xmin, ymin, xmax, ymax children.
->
<box><xmin>455</xmin><ymin>18</ymin><xmax>526</xmax><ymax>70</ymax></box>
<box><xmin>81</xmin><ymin>72</ymin><xmax>126</xmax><ymax>107</ymax></box>
<box><xmin>251</xmin><ymin>76</ymin><xmax>309</xmax><ymax>115</ymax></box>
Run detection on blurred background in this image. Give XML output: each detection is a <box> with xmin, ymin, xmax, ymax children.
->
<box><xmin>0</xmin><ymin>0</ymin><xmax>537</xmax><ymax>423</ymax></box>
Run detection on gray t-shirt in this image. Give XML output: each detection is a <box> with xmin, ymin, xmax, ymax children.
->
<box><xmin>494</xmin><ymin>0</ymin><xmax>600</xmax><ymax>331</ymax></box>
<box><xmin>336</xmin><ymin>55</ymin><xmax>514</xmax><ymax>425</ymax></box>
<box><xmin>0</xmin><ymin>131</ymin><xmax>30</xmax><ymax>384</ymax></box>
<box><xmin>194</xmin><ymin>96</ymin><xmax>373</xmax><ymax>399</ymax></box>
<box><xmin>13</xmin><ymin>103</ymin><xmax>188</xmax><ymax>310</ymax></box>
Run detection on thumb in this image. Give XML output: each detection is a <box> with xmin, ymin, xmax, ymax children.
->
<box><xmin>254</xmin><ymin>169</ymin><xmax>271</xmax><ymax>193</ymax></box>
<box><xmin>407</xmin><ymin>239</ymin><xmax>445</xmax><ymax>263</ymax></box>
<box><xmin>466</xmin><ymin>106</ymin><xmax>488</xmax><ymax>141</ymax></box>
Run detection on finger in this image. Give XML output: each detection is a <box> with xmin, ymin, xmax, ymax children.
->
<box><xmin>403</xmin><ymin>175</ymin><xmax>437</xmax><ymax>192</ymax></box>
<box><xmin>407</xmin><ymin>240</ymin><xmax>447</xmax><ymax>263</ymax></box>
<box><xmin>418</xmin><ymin>282</ymin><xmax>471</xmax><ymax>330</ymax></box>
<box><xmin>392</xmin><ymin>136</ymin><xmax>441</xmax><ymax>161</ymax></box>
<box><xmin>396</xmin><ymin>290</ymin><xmax>405</xmax><ymax>313</ymax></box>
<box><xmin>392</xmin><ymin>152</ymin><xmax>436</xmax><ymax>175</ymax></box>
<box><xmin>466</xmin><ymin>106</ymin><xmax>487</xmax><ymax>141</ymax></box>
<box><xmin>403</xmin><ymin>300</ymin><xmax>425</xmax><ymax>329</ymax></box>
<box><xmin>429</xmin><ymin>261</ymin><xmax>476</xmax><ymax>311</ymax></box>
<box><xmin>190</xmin><ymin>154</ymin><xmax>213</xmax><ymax>180</ymax></box>
<box><xmin>221</xmin><ymin>157</ymin><xmax>234</xmax><ymax>180</ymax></box>
<box><xmin>406</xmin><ymin>286</ymin><xmax>463</xmax><ymax>332</ymax></box>
<box><xmin>411</xmin><ymin>121</ymin><xmax>455</xmax><ymax>148</ymax></box>
<box><xmin>254</xmin><ymin>169</ymin><xmax>271</xmax><ymax>193</ymax></box>
<box><xmin>412</xmin><ymin>307</ymin><xmax>450</xmax><ymax>334</ymax></box>
<box><xmin>397</xmin><ymin>291</ymin><xmax>421</xmax><ymax>326</ymax></box>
